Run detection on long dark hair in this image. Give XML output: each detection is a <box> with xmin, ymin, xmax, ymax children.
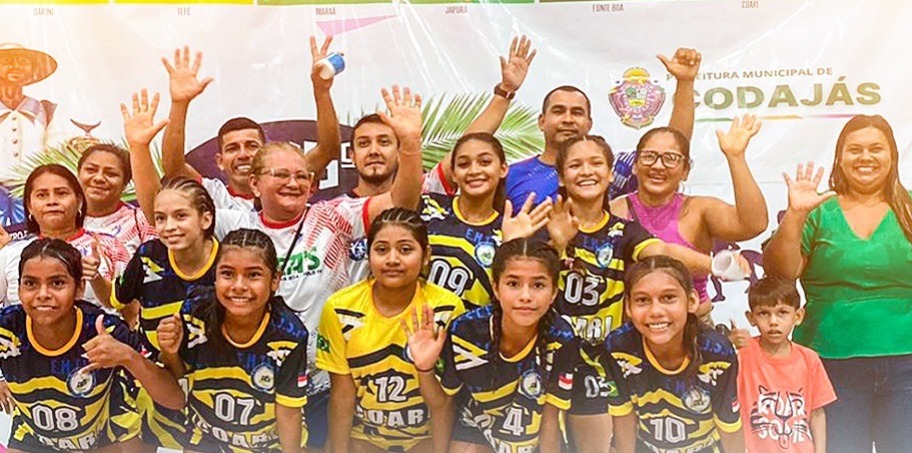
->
<box><xmin>451</xmin><ymin>132</ymin><xmax>507</xmax><ymax>212</ymax></box>
<box><xmin>24</xmin><ymin>164</ymin><xmax>87</xmax><ymax>235</ymax></box>
<box><xmin>489</xmin><ymin>238</ymin><xmax>561</xmax><ymax>378</ymax></box>
<box><xmin>829</xmin><ymin>114</ymin><xmax>912</xmax><ymax>244</ymax></box>
<box><xmin>556</xmin><ymin>135</ymin><xmax>614</xmax><ymax>212</ymax></box>
<box><xmin>624</xmin><ymin>255</ymin><xmax>703</xmax><ymax>375</ymax></box>
<box><xmin>157</xmin><ymin>176</ymin><xmax>217</xmax><ymax>239</ymax></box>
<box><xmin>19</xmin><ymin>238</ymin><xmax>83</xmax><ymax>283</ymax></box>
<box><xmin>204</xmin><ymin>229</ymin><xmax>284</xmax><ymax>361</ymax></box>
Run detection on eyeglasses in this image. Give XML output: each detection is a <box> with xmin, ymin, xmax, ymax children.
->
<box><xmin>261</xmin><ymin>169</ymin><xmax>314</xmax><ymax>184</ymax></box>
<box><xmin>637</xmin><ymin>150</ymin><xmax>687</xmax><ymax>169</ymax></box>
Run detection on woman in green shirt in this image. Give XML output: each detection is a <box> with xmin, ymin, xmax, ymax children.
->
<box><xmin>763</xmin><ymin>114</ymin><xmax>912</xmax><ymax>453</ymax></box>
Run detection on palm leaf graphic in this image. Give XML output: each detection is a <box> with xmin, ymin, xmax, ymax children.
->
<box><xmin>348</xmin><ymin>92</ymin><xmax>544</xmax><ymax>170</ymax></box>
<box><xmin>7</xmin><ymin>139</ymin><xmax>164</xmax><ymax>202</ymax></box>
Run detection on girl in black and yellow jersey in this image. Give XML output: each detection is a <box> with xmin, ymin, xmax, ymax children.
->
<box><xmin>603</xmin><ymin>256</ymin><xmax>743</xmax><ymax>453</ymax></box>
<box><xmin>111</xmin><ymin>176</ymin><xmax>219</xmax><ymax>450</ymax></box>
<box><xmin>318</xmin><ymin>208</ymin><xmax>465</xmax><ymax>453</ymax></box>
<box><xmin>409</xmin><ymin>238</ymin><xmax>578</xmax><ymax>453</ymax></box>
<box><xmin>156</xmin><ymin>229</ymin><xmax>310</xmax><ymax>453</ymax></box>
<box><xmin>547</xmin><ymin>135</ymin><xmax>737</xmax><ymax>453</ymax></box>
<box><xmin>0</xmin><ymin>238</ymin><xmax>184</xmax><ymax>453</ymax></box>
<box><xmin>420</xmin><ymin>132</ymin><xmax>552</xmax><ymax>310</ymax></box>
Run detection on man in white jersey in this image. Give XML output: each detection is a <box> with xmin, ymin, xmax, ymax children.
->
<box><xmin>159</xmin><ymin>39</ymin><xmax>341</xmax><ymax>210</ymax></box>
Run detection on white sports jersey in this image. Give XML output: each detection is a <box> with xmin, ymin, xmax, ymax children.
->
<box><xmin>84</xmin><ymin>202</ymin><xmax>157</xmax><ymax>255</ymax></box>
<box><xmin>0</xmin><ymin>229</ymin><xmax>131</xmax><ymax>307</ymax></box>
<box><xmin>215</xmin><ymin>196</ymin><xmax>370</xmax><ymax>393</ymax></box>
<box><xmin>202</xmin><ymin>177</ymin><xmax>256</xmax><ymax>211</ymax></box>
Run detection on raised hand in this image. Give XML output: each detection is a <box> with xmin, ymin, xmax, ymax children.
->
<box><xmin>378</xmin><ymin>85</ymin><xmax>423</xmax><ymax>143</ymax></box>
<box><xmin>401</xmin><ymin>303</ymin><xmax>446</xmax><ymax>373</ymax></box>
<box><xmin>122</xmin><ymin>89</ymin><xmax>169</xmax><ymax>149</ymax></box>
<box><xmin>500</xmin><ymin>35</ymin><xmax>537</xmax><ymax>93</ymax></box>
<box><xmin>502</xmin><ymin>194</ymin><xmax>552</xmax><ymax>242</ymax></box>
<box><xmin>716</xmin><ymin>114</ymin><xmax>761</xmax><ymax>159</ymax></box>
<box><xmin>157</xmin><ymin>313</ymin><xmax>184</xmax><ymax>356</ymax></box>
<box><xmin>81</xmin><ymin>235</ymin><xmax>104</xmax><ymax>282</ymax></box>
<box><xmin>310</xmin><ymin>35</ymin><xmax>335</xmax><ymax>90</ymax></box>
<box><xmin>784</xmin><ymin>162</ymin><xmax>836</xmax><ymax>214</ymax></box>
<box><xmin>546</xmin><ymin>195</ymin><xmax>580</xmax><ymax>251</ymax></box>
<box><xmin>658</xmin><ymin>47</ymin><xmax>702</xmax><ymax>82</ymax></box>
<box><xmin>162</xmin><ymin>46</ymin><xmax>213</xmax><ymax>104</ymax></box>
<box><xmin>81</xmin><ymin>315</ymin><xmax>134</xmax><ymax>373</ymax></box>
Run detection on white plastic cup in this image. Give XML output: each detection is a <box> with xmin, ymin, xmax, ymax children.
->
<box><xmin>711</xmin><ymin>250</ymin><xmax>749</xmax><ymax>281</ymax></box>
<box><xmin>316</xmin><ymin>52</ymin><xmax>345</xmax><ymax>80</ymax></box>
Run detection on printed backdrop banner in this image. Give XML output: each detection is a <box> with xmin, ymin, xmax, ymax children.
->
<box><xmin>0</xmin><ymin>0</ymin><xmax>907</xmax><ymax>419</ymax></box>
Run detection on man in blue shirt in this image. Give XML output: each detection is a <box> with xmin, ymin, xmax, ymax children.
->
<box><xmin>505</xmin><ymin>48</ymin><xmax>702</xmax><ymax>209</ymax></box>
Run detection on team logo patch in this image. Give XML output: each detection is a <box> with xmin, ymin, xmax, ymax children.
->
<box><xmin>683</xmin><ymin>386</ymin><xmax>711</xmax><ymax>413</ymax></box>
<box><xmin>252</xmin><ymin>363</ymin><xmax>276</xmax><ymax>391</ymax></box>
<box><xmin>475</xmin><ymin>241</ymin><xmax>496</xmax><ymax>267</ymax></box>
<box><xmin>68</xmin><ymin>369</ymin><xmax>95</xmax><ymax>397</ymax></box>
<box><xmin>596</xmin><ymin>243</ymin><xmax>614</xmax><ymax>268</ymax></box>
<box><xmin>349</xmin><ymin>237</ymin><xmax>368</xmax><ymax>261</ymax></box>
<box><xmin>608</xmin><ymin>67</ymin><xmax>666</xmax><ymax>130</ymax></box>
<box><xmin>519</xmin><ymin>369</ymin><xmax>543</xmax><ymax>399</ymax></box>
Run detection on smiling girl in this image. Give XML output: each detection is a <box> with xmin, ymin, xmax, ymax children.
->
<box><xmin>111</xmin><ymin>176</ymin><xmax>218</xmax><ymax>450</ymax></box>
<box><xmin>157</xmin><ymin>228</ymin><xmax>310</xmax><ymax>453</ymax></box>
<box><xmin>421</xmin><ymin>132</ymin><xmax>551</xmax><ymax>310</ymax></box>
<box><xmin>603</xmin><ymin>256</ymin><xmax>743</xmax><ymax>453</ymax></box>
<box><xmin>410</xmin><ymin>238</ymin><xmax>577</xmax><ymax>453</ymax></box>
<box><xmin>0</xmin><ymin>238</ymin><xmax>183</xmax><ymax>453</ymax></box>
<box><xmin>318</xmin><ymin>208</ymin><xmax>464</xmax><ymax>453</ymax></box>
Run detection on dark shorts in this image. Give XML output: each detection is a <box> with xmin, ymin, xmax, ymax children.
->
<box><xmin>569</xmin><ymin>342</ymin><xmax>612</xmax><ymax>415</ymax></box>
<box><xmin>305</xmin><ymin>388</ymin><xmax>330</xmax><ymax>448</ymax></box>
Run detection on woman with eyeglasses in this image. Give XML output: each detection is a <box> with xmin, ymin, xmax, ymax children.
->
<box><xmin>609</xmin><ymin>115</ymin><xmax>769</xmax><ymax>322</ymax></box>
<box><xmin>128</xmin><ymin>85</ymin><xmax>425</xmax><ymax>452</ymax></box>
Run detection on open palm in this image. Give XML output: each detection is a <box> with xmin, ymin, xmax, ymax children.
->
<box><xmin>784</xmin><ymin>162</ymin><xmax>836</xmax><ymax>214</ymax></box>
<box><xmin>402</xmin><ymin>304</ymin><xmax>445</xmax><ymax>372</ymax></box>
<box><xmin>163</xmin><ymin>46</ymin><xmax>213</xmax><ymax>103</ymax></box>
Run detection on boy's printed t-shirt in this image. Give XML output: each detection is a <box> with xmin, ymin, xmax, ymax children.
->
<box><xmin>737</xmin><ymin>337</ymin><xmax>836</xmax><ymax>453</ymax></box>
<box><xmin>604</xmin><ymin>323</ymin><xmax>742</xmax><ymax>453</ymax></box>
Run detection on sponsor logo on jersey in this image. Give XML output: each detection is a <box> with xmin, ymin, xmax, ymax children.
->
<box><xmin>474</xmin><ymin>241</ymin><xmax>496</xmax><ymax>267</ymax></box>
<box><xmin>252</xmin><ymin>363</ymin><xmax>276</xmax><ymax>391</ymax></box>
<box><xmin>349</xmin><ymin>237</ymin><xmax>368</xmax><ymax>261</ymax></box>
<box><xmin>683</xmin><ymin>386</ymin><xmax>711</xmax><ymax>413</ymax></box>
<box><xmin>68</xmin><ymin>368</ymin><xmax>95</xmax><ymax>396</ymax></box>
<box><xmin>519</xmin><ymin>369</ymin><xmax>543</xmax><ymax>399</ymax></box>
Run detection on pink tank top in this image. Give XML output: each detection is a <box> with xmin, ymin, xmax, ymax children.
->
<box><xmin>628</xmin><ymin>192</ymin><xmax>710</xmax><ymax>302</ymax></box>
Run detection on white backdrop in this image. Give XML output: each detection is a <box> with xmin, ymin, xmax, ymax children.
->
<box><xmin>0</xmin><ymin>0</ymin><xmax>910</xmax><ymax>447</ymax></box>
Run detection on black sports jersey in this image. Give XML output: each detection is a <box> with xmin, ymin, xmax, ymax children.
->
<box><xmin>113</xmin><ymin>238</ymin><xmax>219</xmax><ymax>355</ymax></box>
<box><xmin>603</xmin><ymin>323</ymin><xmax>742</xmax><ymax>453</ymax></box>
<box><xmin>0</xmin><ymin>302</ymin><xmax>141</xmax><ymax>451</ymax></box>
<box><xmin>440</xmin><ymin>305</ymin><xmax>578</xmax><ymax>453</ymax></box>
<box><xmin>419</xmin><ymin>193</ymin><xmax>503</xmax><ymax>310</ymax></box>
<box><xmin>179</xmin><ymin>290</ymin><xmax>310</xmax><ymax>452</ymax></box>
<box><xmin>555</xmin><ymin>212</ymin><xmax>659</xmax><ymax>344</ymax></box>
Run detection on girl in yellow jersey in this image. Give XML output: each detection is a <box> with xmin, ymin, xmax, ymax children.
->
<box><xmin>0</xmin><ymin>239</ymin><xmax>184</xmax><ymax>453</ymax></box>
<box><xmin>318</xmin><ymin>208</ymin><xmax>465</xmax><ymax>453</ymax></box>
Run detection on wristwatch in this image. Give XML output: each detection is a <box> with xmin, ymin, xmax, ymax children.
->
<box><xmin>494</xmin><ymin>84</ymin><xmax>515</xmax><ymax>100</ymax></box>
